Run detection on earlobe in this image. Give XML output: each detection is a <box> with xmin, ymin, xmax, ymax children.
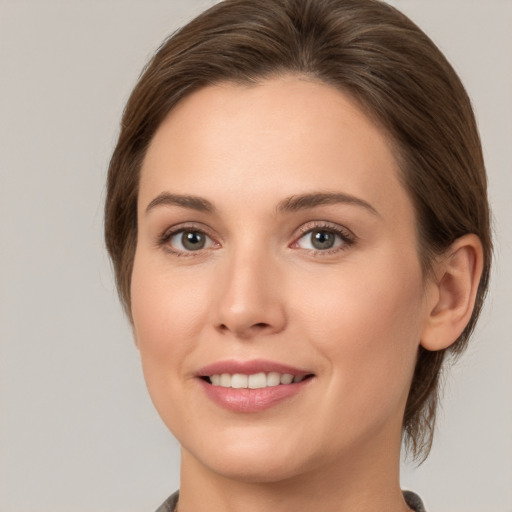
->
<box><xmin>420</xmin><ymin>234</ymin><xmax>484</xmax><ymax>351</ymax></box>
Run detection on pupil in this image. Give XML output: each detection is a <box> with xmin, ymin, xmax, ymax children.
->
<box><xmin>182</xmin><ymin>231</ymin><xmax>205</xmax><ymax>250</ymax></box>
<box><xmin>312</xmin><ymin>230</ymin><xmax>335</xmax><ymax>249</ymax></box>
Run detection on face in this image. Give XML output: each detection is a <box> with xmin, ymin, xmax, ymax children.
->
<box><xmin>132</xmin><ymin>76</ymin><xmax>434</xmax><ymax>483</ymax></box>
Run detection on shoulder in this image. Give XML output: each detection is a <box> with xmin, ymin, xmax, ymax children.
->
<box><xmin>403</xmin><ymin>490</ymin><xmax>427</xmax><ymax>512</ymax></box>
<box><xmin>155</xmin><ymin>490</ymin><xmax>179</xmax><ymax>512</ymax></box>
<box><xmin>155</xmin><ymin>490</ymin><xmax>425</xmax><ymax>512</ymax></box>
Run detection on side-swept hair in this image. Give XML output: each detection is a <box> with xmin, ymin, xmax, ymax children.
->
<box><xmin>105</xmin><ymin>0</ymin><xmax>491</xmax><ymax>460</ymax></box>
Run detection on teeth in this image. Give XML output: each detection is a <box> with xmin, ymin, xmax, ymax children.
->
<box><xmin>231</xmin><ymin>373</ymin><xmax>248</xmax><ymax>388</ymax></box>
<box><xmin>208</xmin><ymin>372</ymin><xmax>307</xmax><ymax>388</ymax></box>
<box><xmin>248</xmin><ymin>372</ymin><xmax>267</xmax><ymax>389</ymax></box>
<box><xmin>220</xmin><ymin>373</ymin><xmax>231</xmax><ymax>387</ymax></box>
<box><xmin>280</xmin><ymin>373</ymin><xmax>293</xmax><ymax>384</ymax></box>
<box><xmin>267</xmin><ymin>372</ymin><xmax>281</xmax><ymax>387</ymax></box>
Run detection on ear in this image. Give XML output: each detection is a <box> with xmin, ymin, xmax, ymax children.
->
<box><xmin>421</xmin><ymin>234</ymin><xmax>484</xmax><ymax>351</ymax></box>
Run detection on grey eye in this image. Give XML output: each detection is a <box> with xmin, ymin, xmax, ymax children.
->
<box><xmin>170</xmin><ymin>230</ymin><xmax>213</xmax><ymax>251</ymax></box>
<box><xmin>311</xmin><ymin>230</ymin><xmax>336</xmax><ymax>249</ymax></box>
<box><xmin>296</xmin><ymin>229</ymin><xmax>344</xmax><ymax>250</ymax></box>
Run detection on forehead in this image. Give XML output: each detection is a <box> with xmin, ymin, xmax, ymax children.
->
<box><xmin>139</xmin><ymin>76</ymin><xmax>413</xmax><ymax>226</ymax></box>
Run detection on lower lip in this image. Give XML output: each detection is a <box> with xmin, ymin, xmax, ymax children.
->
<box><xmin>198</xmin><ymin>378</ymin><xmax>312</xmax><ymax>413</ymax></box>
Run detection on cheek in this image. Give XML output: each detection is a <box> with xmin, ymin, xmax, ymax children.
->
<box><xmin>130</xmin><ymin>252</ymin><xmax>209</xmax><ymax>374</ymax></box>
<box><xmin>295</xmin><ymin>256</ymin><xmax>425</xmax><ymax>409</ymax></box>
<box><xmin>130</xmin><ymin>252</ymin><xmax>212</xmax><ymax>433</ymax></box>
<box><xmin>299</xmin><ymin>254</ymin><xmax>424</xmax><ymax>339</ymax></box>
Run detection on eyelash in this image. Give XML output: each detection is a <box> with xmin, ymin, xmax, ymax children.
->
<box><xmin>156</xmin><ymin>221</ymin><xmax>356</xmax><ymax>257</ymax></box>
<box><xmin>157</xmin><ymin>223</ymin><xmax>218</xmax><ymax>258</ymax></box>
<box><xmin>292</xmin><ymin>222</ymin><xmax>356</xmax><ymax>255</ymax></box>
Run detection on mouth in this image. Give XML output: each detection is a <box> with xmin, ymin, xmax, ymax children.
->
<box><xmin>196</xmin><ymin>359</ymin><xmax>315</xmax><ymax>412</ymax></box>
<box><xmin>201</xmin><ymin>372</ymin><xmax>314</xmax><ymax>389</ymax></box>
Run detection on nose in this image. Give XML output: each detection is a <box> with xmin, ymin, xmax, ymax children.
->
<box><xmin>212</xmin><ymin>248</ymin><xmax>287</xmax><ymax>339</ymax></box>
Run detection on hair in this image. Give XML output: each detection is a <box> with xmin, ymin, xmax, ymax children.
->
<box><xmin>105</xmin><ymin>0</ymin><xmax>491</xmax><ymax>461</ymax></box>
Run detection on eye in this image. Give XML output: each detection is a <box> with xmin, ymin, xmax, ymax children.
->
<box><xmin>297</xmin><ymin>229</ymin><xmax>342</xmax><ymax>250</ymax></box>
<box><xmin>293</xmin><ymin>224</ymin><xmax>354</xmax><ymax>252</ymax></box>
<box><xmin>167</xmin><ymin>229</ymin><xmax>216</xmax><ymax>253</ymax></box>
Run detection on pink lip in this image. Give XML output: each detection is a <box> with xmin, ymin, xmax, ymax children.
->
<box><xmin>196</xmin><ymin>359</ymin><xmax>311</xmax><ymax>377</ymax></box>
<box><xmin>196</xmin><ymin>359</ymin><xmax>314</xmax><ymax>413</ymax></box>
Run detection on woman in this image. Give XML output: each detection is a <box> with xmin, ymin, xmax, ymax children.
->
<box><xmin>104</xmin><ymin>0</ymin><xmax>491</xmax><ymax>510</ymax></box>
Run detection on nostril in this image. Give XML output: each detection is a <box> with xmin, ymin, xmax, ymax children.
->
<box><xmin>215</xmin><ymin>318</ymin><xmax>283</xmax><ymax>337</ymax></box>
<box><xmin>253</xmin><ymin>322</ymin><xmax>270</xmax><ymax>329</ymax></box>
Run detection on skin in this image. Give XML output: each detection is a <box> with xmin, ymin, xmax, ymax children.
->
<box><xmin>130</xmin><ymin>76</ymin><xmax>481</xmax><ymax>512</ymax></box>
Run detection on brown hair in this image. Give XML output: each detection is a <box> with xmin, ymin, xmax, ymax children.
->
<box><xmin>105</xmin><ymin>0</ymin><xmax>491</xmax><ymax>461</ymax></box>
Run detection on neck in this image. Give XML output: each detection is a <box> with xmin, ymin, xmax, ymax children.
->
<box><xmin>177</xmin><ymin>432</ymin><xmax>411</xmax><ymax>512</ymax></box>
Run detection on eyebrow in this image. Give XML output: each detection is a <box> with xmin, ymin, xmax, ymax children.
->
<box><xmin>145</xmin><ymin>191</ymin><xmax>379</xmax><ymax>217</ymax></box>
<box><xmin>277</xmin><ymin>192</ymin><xmax>379</xmax><ymax>216</ymax></box>
<box><xmin>145</xmin><ymin>192</ymin><xmax>216</xmax><ymax>214</ymax></box>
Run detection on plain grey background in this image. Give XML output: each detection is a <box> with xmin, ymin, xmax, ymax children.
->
<box><xmin>1</xmin><ymin>1</ymin><xmax>511</xmax><ymax>511</ymax></box>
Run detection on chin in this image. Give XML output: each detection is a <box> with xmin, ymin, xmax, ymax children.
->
<box><xmin>205</xmin><ymin>453</ymin><xmax>307</xmax><ymax>484</ymax></box>
<box><xmin>184</xmin><ymin>433</ymin><xmax>317</xmax><ymax>484</ymax></box>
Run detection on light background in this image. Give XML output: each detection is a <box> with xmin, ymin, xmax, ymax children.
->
<box><xmin>0</xmin><ymin>1</ymin><xmax>510</xmax><ymax>511</ymax></box>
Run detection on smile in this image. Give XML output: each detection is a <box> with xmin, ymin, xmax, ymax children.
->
<box><xmin>206</xmin><ymin>372</ymin><xmax>307</xmax><ymax>388</ymax></box>
<box><xmin>197</xmin><ymin>360</ymin><xmax>315</xmax><ymax>412</ymax></box>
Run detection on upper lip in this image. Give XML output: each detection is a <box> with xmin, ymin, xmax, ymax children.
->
<box><xmin>196</xmin><ymin>359</ymin><xmax>313</xmax><ymax>377</ymax></box>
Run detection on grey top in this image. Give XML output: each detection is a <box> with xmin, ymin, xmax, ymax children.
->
<box><xmin>155</xmin><ymin>491</ymin><xmax>178</xmax><ymax>512</ymax></box>
<box><xmin>156</xmin><ymin>489</ymin><xmax>426</xmax><ymax>512</ymax></box>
